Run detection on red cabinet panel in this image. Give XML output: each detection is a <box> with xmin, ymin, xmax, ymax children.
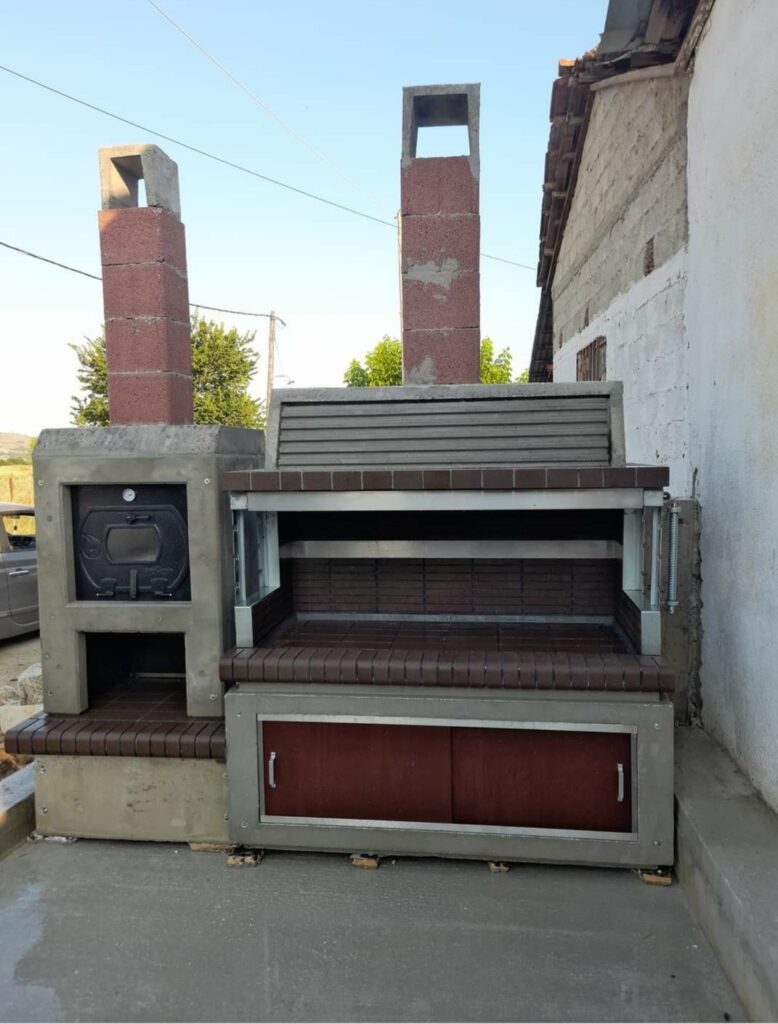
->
<box><xmin>262</xmin><ymin>721</ymin><xmax>452</xmax><ymax>822</ymax></box>
<box><xmin>452</xmin><ymin>728</ymin><xmax>632</xmax><ymax>833</ymax></box>
<box><xmin>262</xmin><ymin>721</ymin><xmax>632</xmax><ymax>834</ymax></box>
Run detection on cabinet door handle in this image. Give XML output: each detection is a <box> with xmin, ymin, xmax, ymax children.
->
<box><xmin>617</xmin><ymin>762</ymin><xmax>625</xmax><ymax>803</ymax></box>
<box><xmin>268</xmin><ymin>751</ymin><xmax>277</xmax><ymax>789</ymax></box>
<box><xmin>8</xmin><ymin>568</ymin><xmax>30</xmax><ymax>577</ymax></box>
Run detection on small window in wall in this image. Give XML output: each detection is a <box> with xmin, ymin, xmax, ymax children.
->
<box><xmin>576</xmin><ymin>337</ymin><xmax>607</xmax><ymax>381</ymax></box>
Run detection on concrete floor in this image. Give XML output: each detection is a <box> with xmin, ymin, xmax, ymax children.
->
<box><xmin>0</xmin><ymin>840</ymin><xmax>744</xmax><ymax>1023</ymax></box>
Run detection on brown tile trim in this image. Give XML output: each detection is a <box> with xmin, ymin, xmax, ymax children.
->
<box><xmin>635</xmin><ymin>466</ymin><xmax>670</xmax><ymax>488</ymax></box>
<box><xmin>332</xmin><ymin>471</ymin><xmax>363</xmax><ymax>491</ymax></box>
<box><xmin>363</xmin><ymin>470</ymin><xmax>392</xmax><ymax>489</ymax></box>
<box><xmin>302</xmin><ymin>470</ymin><xmax>332</xmax><ymax>490</ymax></box>
<box><xmin>482</xmin><ymin>469</ymin><xmax>514</xmax><ymax>489</ymax></box>
<box><xmin>546</xmin><ymin>468</ymin><xmax>579</xmax><ymax>489</ymax></box>
<box><xmin>4</xmin><ymin>713</ymin><xmax>225</xmax><ymax>760</ymax></box>
<box><xmin>393</xmin><ymin>470</ymin><xmax>423</xmax><ymax>490</ymax></box>
<box><xmin>423</xmin><ymin>469</ymin><xmax>451</xmax><ymax>489</ymax></box>
<box><xmin>221</xmin><ymin>470</ymin><xmax>250</xmax><ymax>490</ymax></box>
<box><xmin>513</xmin><ymin>468</ymin><xmax>546</xmax><ymax>489</ymax></box>
<box><xmin>223</xmin><ymin>464</ymin><xmax>669</xmax><ymax>492</ymax></box>
<box><xmin>451</xmin><ymin>468</ymin><xmax>481</xmax><ymax>488</ymax></box>
<box><xmin>219</xmin><ymin>646</ymin><xmax>675</xmax><ymax>693</ymax></box>
<box><xmin>603</xmin><ymin>467</ymin><xmax>637</xmax><ymax>488</ymax></box>
<box><xmin>280</xmin><ymin>471</ymin><xmax>302</xmax><ymax>491</ymax></box>
<box><xmin>249</xmin><ymin>470</ymin><xmax>280</xmax><ymax>491</ymax></box>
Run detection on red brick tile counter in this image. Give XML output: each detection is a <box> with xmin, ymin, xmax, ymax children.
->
<box><xmin>222</xmin><ymin>465</ymin><xmax>669</xmax><ymax>493</ymax></box>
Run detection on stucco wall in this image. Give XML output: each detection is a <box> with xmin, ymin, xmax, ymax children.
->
<box><xmin>685</xmin><ymin>0</ymin><xmax>778</xmax><ymax>811</ymax></box>
<box><xmin>554</xmin><ymin>246</ymin><xmax>691</xmax><ymax>496</ymax></box>
<box><xmin>552</xmin><ymin>72</ymin><xmax>689</xmax><ymax>349</ymax></box>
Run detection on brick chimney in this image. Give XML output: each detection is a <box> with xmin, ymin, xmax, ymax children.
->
<box><xmin>400</xmin><ymin>84</ymin><xmax>480</xmax><ymax>384</ymax></box>
<box><xmin>98</xmin><ymin>144</ymin><xmax>194</xmax><ymax>424</ymax></box>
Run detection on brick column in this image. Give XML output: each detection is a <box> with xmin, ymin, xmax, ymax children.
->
<box><xmin>98</xmin><ymin>144</ymin><xmax>193</xmax><ymax>424</ymax></box>
<box><xmin>401</xmin><ymin>84</ymin><xmax>480</xmax><ymax>384</ymax></box>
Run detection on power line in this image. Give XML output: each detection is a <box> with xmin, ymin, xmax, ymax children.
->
<box><xmin>0</xmin><ymin>64</ymin><xmax>535</xmax><ymax>271</ymax></box>
<box><xmin>145</xmin><ymin>0</ymin><xmax>376</xmax><ymax>204</ymax></box>
<box><xmin>0</xmin><ymin>240</ymin><xmax>283</xmax><ymax>320</ymax></box>
<box><xmin>0</xmin><ymin>64</ymin><xmax>393</xmax><ymax>229</ymax></box>
<box><xmin>0</xmin><ymin>241</ymin><xmax>101</xmax><ymax>281</ymax></box>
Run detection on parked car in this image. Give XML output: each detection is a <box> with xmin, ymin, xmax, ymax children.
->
<box><xmin>0</xmin><ymin>502</ymin><xmax>38</xmax><ymax>639</ymax></box>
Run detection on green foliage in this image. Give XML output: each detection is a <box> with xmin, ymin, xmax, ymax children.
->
<box><xmin>345</xmin><ymin>336</ymin><xmax>523</xmax><ymax>387</ymax></box>
<box><xmin>478</xmin><ymin>338</ymin><xmax>513</xmax><ymax>384</ymax></box>
<box><xmin>70</xmin><ymin>335</ymin><xmax>109</xmax><ymax>426</ymax></box>
<box><xmin>70</xmin><ymin>313</ymin><xmax>263</xmax><ymax>429</ymax></box>
<box><xmin>343</xmin><ymin>336</ymin><xmax>403</xmax><ymax>387</ymax></box>
<box><xmin>190</xmin><ymin>314</ymin><xmax>263</xmax><ymax>428</ymax></box>
<box><xmin>516</xmin><ymin>367</ymin><xmax>530</xmax><ymax>383</ymax></box>
<box><xmin>342</xmin><ymin>359</ymin><xmax>371</xmax><ymax>388</ymax></box>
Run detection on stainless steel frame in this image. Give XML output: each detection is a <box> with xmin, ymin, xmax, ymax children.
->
<box><xmin>233</xmin><ymin>509</ymin><xmax>280</xmax><ymax>646</ymax></box>
<box><xmin>232</xmin><ymin>488</ymin><xmax>651</xmax><ymax>513</ymax></box>
<box><xmin>279</xmin><ymin>539</ymin><xmax>623</xmax><ymax>560</ymax></box>
<box><xmin>226</xmin><ymin>684</ymin><xmax>674</xmax><ymax>867</ymax></box>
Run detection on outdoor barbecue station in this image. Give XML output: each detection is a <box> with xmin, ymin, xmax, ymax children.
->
<box><xmin>6</xmin><ymin>85</ymin><xmax>678</xmax><ymax>869</ymax></box>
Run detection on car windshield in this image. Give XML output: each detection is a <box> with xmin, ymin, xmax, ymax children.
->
<box><xmin>2</xmin><ymin>513</ymin><xmax>36</xmax><ymax>550</ymax></box>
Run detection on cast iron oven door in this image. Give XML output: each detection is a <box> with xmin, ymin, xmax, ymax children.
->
<box><xmin>72</xmin><ymin>484</ymin><xmax>190</xmax><ymax>601</ymax></box>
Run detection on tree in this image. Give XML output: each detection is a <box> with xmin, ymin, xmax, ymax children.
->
<box><xmin>71</xmin><ymin>336</ymin><xmax>109</xmax><ymax>426</ymax></box>
<box><xmin>343</xmin><ymin>335</ymin><xmax>402</xmax><ymax>387</ymax></box>
<box><xmin>479</xmin><ymin>338</ymin><xmax>513</xmax><ymax>384</ymax></box>
<box><xmin>344</xmin><ymin>336</ymin><xmax>521</xmax><ymax>386</ymax></box>
<box><xmin>190</xmin><ymin>315</ymin><xmax>263</xmax><ymax>428</ymax></box>
<box><xmin>516</xmin><ymin>368</ymin><xmax>530</xmax><ymax>383</ymax></box>
<box><xmin>70</xmin><ymin>313</ymin><xmax>264</xmax><ymax>428</ymax></box>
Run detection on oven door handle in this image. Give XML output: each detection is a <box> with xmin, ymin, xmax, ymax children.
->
<box><xmin>617</xmin><ymin>762</ymin><xmax>625</xmax><ymax>803</ymax></box>
<box><xmin>268</xmin><ymin>751</ymin><xmax>277</xmax><ymax>789</ymax></box>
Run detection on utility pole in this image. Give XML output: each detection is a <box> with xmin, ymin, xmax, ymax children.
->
<box><xmin>265</xmin><ymin>310</ymin><xmax>277</xmax><ymax>412</ymax></box>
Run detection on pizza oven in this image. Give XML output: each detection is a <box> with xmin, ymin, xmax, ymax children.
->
<box><xmin>72</xmin><ymin>483</ymin><xmax>190</xmax><ymax>601</ymax></box>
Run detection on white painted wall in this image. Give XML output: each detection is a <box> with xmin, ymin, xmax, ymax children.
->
<box><xmin>554</xmin><ymin>247</ymin><xmax>691</xmax><ymax>496</ymax></box>
<box><xmin>685</xmin><ymin>0</ymin><xmax>778</xmax><ymax>810</ymax></box>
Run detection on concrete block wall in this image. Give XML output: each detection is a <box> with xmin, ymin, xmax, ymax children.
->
<box><xmin>554</xmin><ymin>247</ymin><xmax>691</xmax><ymax>496</ymax></box>
<box><xmin>98</xmin><ymin>145</ymin><xmax>194</xmax><ymax>425</ymax></box>
<box><xmin>552</xmin><ymin>72</ymin><xmax>689</xmax><ymax>352</ymax></box>
<box><xmin>400</xmin><ymin>85</ymin><xmax>480</xmax><ymax>384</ymax></box>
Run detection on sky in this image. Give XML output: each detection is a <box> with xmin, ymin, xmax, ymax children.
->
<box><xmin>2</xmin><ymin>0</ymin><xmax>607</xmax><ymax>437</ymax></box>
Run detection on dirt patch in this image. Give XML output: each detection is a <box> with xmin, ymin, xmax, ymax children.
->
<box><xmin>0</xmin><ymin>635</ymin><xmax>42</xmax><ymax>779</ymax></box>
<box><xmin>0</xmin><ymin>744</ymin><xmax>30</xmax><ymax>781</ymax></box>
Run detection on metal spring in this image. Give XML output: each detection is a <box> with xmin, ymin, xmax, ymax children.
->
<box><xmin>667</xmin><ymin>502</ymin><xmax>680</xmax><ymax>613</ymax></box>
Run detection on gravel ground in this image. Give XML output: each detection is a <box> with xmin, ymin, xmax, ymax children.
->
<box><xmin>0</xmin><ymin>633</ymin><xmax>40</xmax><ymax>690</ymax></box>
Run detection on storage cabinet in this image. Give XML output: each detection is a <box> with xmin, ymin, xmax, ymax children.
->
<box><xmin>261</xmin><ymin>721</ymin><xmax>632</xmax><ymax>834</ymax></box>
<box><xmin>451</xmin><ymin>728</ymin><xmax>631</xmax><ymax>833</ymax></box>
<box><xmin>262</xmin><ymin>722</ymin><xmax>453</xmax><ymax>822</ymax></box>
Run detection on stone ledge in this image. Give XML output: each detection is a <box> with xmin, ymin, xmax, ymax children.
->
<box><xmin>0</xmin><ymin>763</ymin><xmax>35</xmax><ymax>861</ymax></box>
<box><xmin>675</xmin><ymin>725</ymin><xmax>778</xmax><ymax>1022</ymax></box>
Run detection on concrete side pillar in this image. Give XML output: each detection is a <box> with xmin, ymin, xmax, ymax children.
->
<box><xmin>400</xmin><ymin>84</ymin><xmax>480</xmax><ymax>384</ymax></box>
<box><xmin>98</xmin><ymin>144</ymin><xmax>193</xmax><ymax>424</ymax></box>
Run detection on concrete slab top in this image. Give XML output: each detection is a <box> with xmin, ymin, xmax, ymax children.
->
<box><xmin>0</xmin><ymin>840</ymin><xmax>744</xmax><ymax>1022</ymax></box>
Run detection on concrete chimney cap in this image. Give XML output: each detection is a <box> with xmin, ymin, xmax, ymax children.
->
<box><xmin>98</xmin><ymin>143</ymin><xmax>181</xmax><ymax>219</ymax></box>
<box><xmin>402</xmin><ymin>83</ymin><xmax>480</xmax><ymax>176</ymax></box>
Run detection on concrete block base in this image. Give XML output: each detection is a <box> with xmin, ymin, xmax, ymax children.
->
<box><xmin>34</xmin><ymin>755</ymin><xmax>229</xmax><ymax>844</ymax></box>
<box><xmin>676</xmin><ymin>725</ymin><xmax>778</xmax><ymax>1021</ymax></box>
